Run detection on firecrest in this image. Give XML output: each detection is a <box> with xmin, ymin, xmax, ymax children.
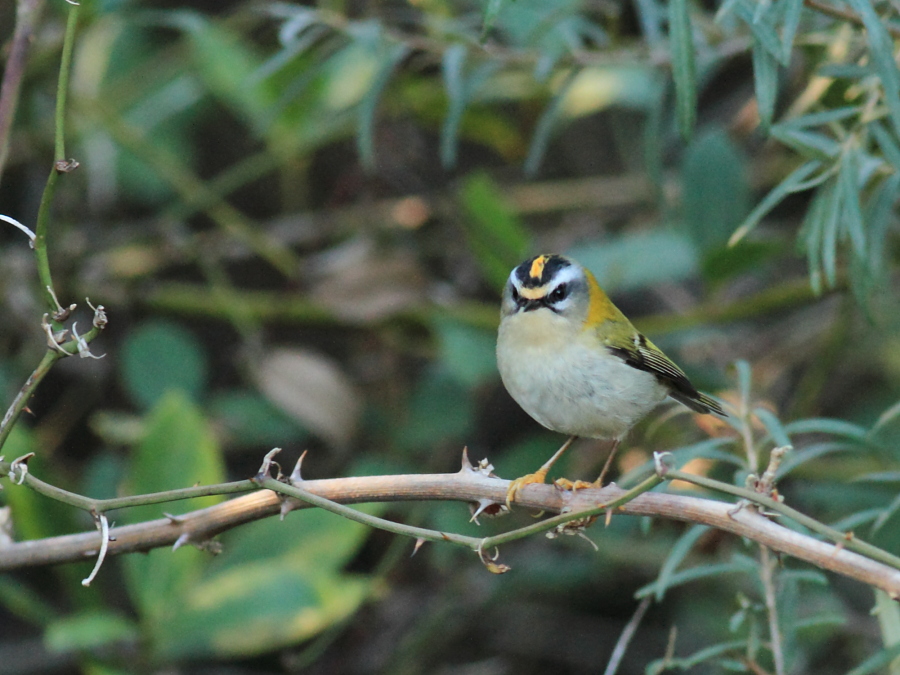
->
<box><xmin>497</xmin><ymin>254</ymin><xmax>725</xmax><ymax>506</ymax></box>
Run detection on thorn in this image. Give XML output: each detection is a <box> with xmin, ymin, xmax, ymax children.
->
<box><xmin>256</xmin><ymin>447</ymin><xmax>283</xmax><ymax>481</ymax></box>
<box><xmin>653</xmin><ymin>451</ymin><xmax>673</xmax><ymax>478</ymax></box>
<box><xmin>8</xmin><ymin>453</ymin><xmax>34</xmax><ymax>485</ymax></box>
<box><xmin>172</xmin><ymin>533</ymin><xmax>191</xmax><ymax>551</ymax></box>
<box><xmin>411</xmin><ymin>538</ymin><xmax>426</xmax><ymax>557</ymax></box>
<box><xmin>290</xmin><ymin>450</ymin><xmax>308</xmax><ymax>483</ymax></box>
<box><xmin>605</xmin><ymin>510</ymin><xmax>613</xmax><ymax>527</ymax></box>
<box><xmin>280</xmin><ymin>498</ymin><xmax>299</xmax><ymax>521</ymax></box>
<box><xmin>460</xmin><ymin>446</ymin><xmax>473</xmax><ymax>471</ymax></box>
<box><xmin>469</xmin><ymin>499</ymin><xmax>509</xmax><ymax>524</ymax></box>
<box><xmin>728</xmin><ymin>500</ymin><xmax>750</xmax><ymax>518</ymax></box>
<box><xmin>46</xmin><ymin>286</ymin><xmax>68</xmax><ymax>318</ymax></box>
<box><xmin>71</xmin><ymin>323</ymin><xmax>105</xmax><ymax>359</ymax></box>
<box><xmin>0</xmin><ymin>213</ymin><xmax>36</xmax><ymax>243</ymax></box>
<box><xmin>41</xmin><ymin>315</ymin><xmax>69</xmax><ymax>354</ymax></box>
<box><xmin>164</xmin><ymin>512</ymin><xmax>186</xmax><ymax>524</ymax></box>
<box><xmin>82</xmin><ymin>514</ymin><xmax>110</xmax><ymax>586</ymax></box>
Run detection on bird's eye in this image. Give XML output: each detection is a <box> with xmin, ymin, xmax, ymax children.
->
<box><xmin>548</xmin><ymin>283</ymin><xmax>568</xmax><ymax>303</ymax></box>
<box><xmin>511</xmin><ymin>286</ymin><xmax>521</xmax><ymax>303</ymax></box>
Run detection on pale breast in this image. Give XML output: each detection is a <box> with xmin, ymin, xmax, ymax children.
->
<box><xmin>497</xmin><ymin>317</ymin><xmax>668</xmax><ymax>439</ymax></box>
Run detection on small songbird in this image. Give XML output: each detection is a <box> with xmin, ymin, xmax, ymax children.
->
<box><xmin>497</xmin><ymin>254</ymin><xmax>725</xmax><ymax>506</ymax></box>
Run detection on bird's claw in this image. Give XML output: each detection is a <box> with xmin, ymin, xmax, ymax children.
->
<box><xmin>505</xmin><ymin>469</ymin><xmax>548</xmax><ymax>509</ymax></box>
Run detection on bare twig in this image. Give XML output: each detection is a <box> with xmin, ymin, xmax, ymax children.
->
<box><xmin>603</xmin><ymin>596</ymin><xmax>652</xmax><ymax>675</ymax></box>
<box><xmin>803</xmin><ymin>0</ymin><xmax>900</xmax><ymax>39</ymax></box>
<box><xmin>0</xmin><ymin>0</ymin><xmax>46</xmax><ymax>185</ymax></box>
<box><xmin>759</xmin><ymin>546</ymin><xmax>785</xmax><ymax>675</ymax></box>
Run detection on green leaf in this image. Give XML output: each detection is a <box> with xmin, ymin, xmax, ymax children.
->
<box><xmin>701</xmin><ymin>241</ymin><xmax>781</xmax><ymax>283</ymax></box>
<box><xmin>618</xmin><ymin>438</ymin><xmax>740</xmax><ymax>487</ymax></box>
<box><xmin>871</xmin><ymin>121</ymin><xmax>900</xmax><ymax>171</ymax></box>
<box><xmin>783</xmin><ymin>417</ymin><xmax>868</xmax><ymax>439</ymax></box>
<box><xmin>120</xmin><ymin>319</ymin><xmax>208</xmax><ymax>409</ymax></box>
<box><xmin>150</xmin><ymin>505</ymin><xmax>380</xmax><ymax>659</ymax></box>
<box><xmin>681</xmin><ymin>129</ymin><xmax>750</xmax><ymax>252</ymax></box>
<box><xmin>2</xmin><ymin>428</ymin><xmax>77</xmax><ymax>542</ymax></box>
<box><xmin>754</xmin><ymin>407</ymin><xmax>791</xmax><ymax>448</ymax></box>
<box><xmin>44</xmin><ymin>611</ymin><xmax>138</xmax><ymax>653</ymax></box>
<box><xmin>397</xmin><ymin>368</ymin><xmax>474</xmax><ymax>451</ymax></box>
<box><xmin>635</xmin><ymin>561</ymin><xmax>750</xmax><ymax>599</ymax></box>
<box><xmin>845</xmin><ymin>642</ymin><xmax>900</xmax><ymax>675</ymax></box>
<box><xmin>779</xmin><ymin>0</ymin><xmax>804</xmax><ymax>64</ymax></box>
<box><xmin>481</xmin><ymin>0</ymin><xmax>508</xmax><ymax>41</ymax></box>
<box><xmin>873</xmin><ymin>491</ymin><xmax>900</xmax><ymax>534</ymax></box>
<box><xmin>735</xmin><ymin>359</ymin><xmax>752</xmax><ymax>407</ymax></box>
<box><xmin>846</xmin><ymin>0</ymin><xmax>900</xmax><ymax>137</ymax></box>
<box><xmin>729</xmin><ymin>160</ymin><xmax>822</xmax><ymax>246</ymax></box>
<box><xmin>819</xmin><ymin>181</ymin><xmax>841</xmax><ymax>288</ymax></box>
<box><xmin>647</xmin><ymin>639</ymin><xmax>748</xmax><ymax>673</ymax></box>
<box><xmin>837</xmin><ymin>147</ymin><xmax>867</xmax><ymax>257</ymax></box>
<box><xmin>653</xmin><ymin>524</ymin><xmax>709</xmax><ymax>600</ymax></box>
<box><xmin>668</xmin><ymin>0</ymin><xmax>697</xmax><ymax>139</ymax></box>
<box><xmin>752</xmin><ymin>37</ymin><xmax>778</xmax><ymax>131</ymax></box>
<box><xmin>208</xmin><ymin>389</ymin><xmax>308</xmax><ymax>447</ymax></box>
<box><xmin>459</xmin><ymin>171</ymin><xmax>531</xmax><ymax>289</ymax></box>
<box><xmin>172</xmin><ymin>12</ymin><xmax>268</xmax><ymax>130</ymax></box>
<box><xmin>433</xmin><ymin>317</ymin><xmax>498</xmax><ymax>388</ymax></box>
<box><xmin>874</xmin><ymin>590</ymin><xmax>900</xmax><ymax>666</ymax></box>
<box><xmin>122</xmin><ymin>393</ymin><xmax>225</xmax><ymax>635</ymax></box>
<box><xmin>770</xmin><ymin>127</ymin><xmax>840</xmax><ymax>159</ymax></box>
<box><xmin>775</xmin><ymin>441</ymin><xmax>859</xmax><ymax>479</ymax></box>
<box><xmin>567</xmin><ymin>230</ymin><xmax>699</xmax><ymax>293</ymax></box>
<box><xmin>441</xmin><ymin>44</ymin><xmax>468</xmax><ymax>168</ymax></box>
<box><xmin>524</xmin><ymin>69</ymin><xmax>578</xmax><ymax>177</ymax></box>
<box><xmin>357</xmin><ymin>42</ymin><xmax>408</xmax><ymax>171</ymax></box>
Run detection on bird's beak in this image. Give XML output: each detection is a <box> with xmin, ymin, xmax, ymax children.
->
<box><xmin>521</xmin><ymin>298</ymin><xmax>543</xmax><ymax>312</ymax></box>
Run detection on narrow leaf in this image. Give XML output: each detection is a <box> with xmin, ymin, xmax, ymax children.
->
<box><xmin>752</xmin><ymin>37</ymin><xmax>779</xmax><ymax>131</ymax></box>
<box><xmin>524</xmin><ymin>70</ymin><xmax>578</xmax><ymax>177</ymax></box>
<box><xmin>480</xmin><ymin>0</ymin><xmax>507</xmax><ymax>42</ymax></box>
<box><xmin>668</xmin><ymin>0</ymin><xmax>697</xmax><ymax>139</ymax></box>
<box><xmin>754</xmin><ymin>407</ymin><xmax>791</xmax><ymax>448</ymax></box>
<box><xmin>729</xmin><ymin>160</ymin><xmax>822</xmax><ymax>245</ymax></box>
<box><xmin>775</xmin><ymin>441</ymin><xmax>858</xmax><ymax>478</ymax></box>
<box><xmin>357</xmin><ymin>43</ymin><xmax>409</xmax><ymax>171</ymax></box>
<box><xmin>441</xmin><ymin>44</ymin><xmax>468</xmax><ymax>169</ymax></box>
<box><xmin>846</xmin><ymin>0</ymin><xmax>900</xmax><ymax>137</ymax></box>
<box><xmin>783</xmin><ymin>417</ymin><xmax>868</xmax><ymax>438</ymax></box>
<box><xmin>635</xmin><ymin>562</ymin><xmax>749</xmax><ymax>599</ymax></box>
<box><xmin>820</xmin><ymin>181</ymin><xmax>841</xmax><ymax>288</ymax></box>
<box><xmin>779</xmin><ymin>0</ymin><xmax>804</xmax><ymax>65</ymax></box>
<box><xmin>654</xmin><ymin>525</ymin><xmax>709</xmax><ymax>601</ymax></box>
<box><xmin>838</xmin><ymin>147</ymin><xmax>867</xmax><ymax>257</ymax></box>
<box><xmin>871</xmin><ymin>121</ymin><xmax>900</xmax><ymax>171</ymax></box>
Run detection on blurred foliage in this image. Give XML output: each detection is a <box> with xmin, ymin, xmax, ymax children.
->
<box><xmin>1</xmin><ymin>0</ymin><xmax>900</xmax><ymax>673</ymax></box>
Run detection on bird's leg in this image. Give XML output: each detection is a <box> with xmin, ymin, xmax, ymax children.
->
<box><xmin>506</xmin><ymin>435</ymin><xmax>577</xmax><ymax>508</ymax></box>
<box><xmin>554</xmin><ymin>438</ymin><xmax>621</xmax><ymax>491</ymax></box>
<box><xmin>594</xmin><ymin>438</ymin><xmax>621</xmax><ymax>487</ymax></box>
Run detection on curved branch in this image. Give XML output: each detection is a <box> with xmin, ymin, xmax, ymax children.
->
<box><xmin>2</xmin><ymin>470</ymin><xmax>899</xmax><ymax>598</ymax></box>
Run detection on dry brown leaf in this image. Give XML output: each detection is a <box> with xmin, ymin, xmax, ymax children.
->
<box><xmin>256</xmin><ymin>348</ymin><xmax>362</xmax><ymax>447</ymax></box>
<box><xmin>309</xmin><ymin>241</ymin><xmax>427</xmax><ymax>322</ymax></box>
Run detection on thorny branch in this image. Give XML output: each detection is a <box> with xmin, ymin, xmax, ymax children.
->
<box><xmin>1</xmin><ymin>448</ymin><xmax>900</xmax><ymax>599</ymax></box>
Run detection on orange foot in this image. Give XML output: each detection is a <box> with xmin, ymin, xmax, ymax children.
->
<box><xmin>552</xmin><ymin>478</ymin><xmax>595</xmax><ymax>492</ymax></box>
<box><xmin>505</xmin><ymin>469</ymin><xmax>549</xmax><ymax>508</ymax></box>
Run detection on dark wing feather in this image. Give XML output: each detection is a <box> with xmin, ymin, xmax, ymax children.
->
<box><xmin>607</xmin><ymin>333</ymin><xmax>725</xmax><ymax>416</ymax></box>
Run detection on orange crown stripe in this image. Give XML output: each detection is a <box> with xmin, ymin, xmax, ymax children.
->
<box><xmin>529</xmin><ymin>255</ymin><xmax>548</xmax><ymax>279</ymax></box>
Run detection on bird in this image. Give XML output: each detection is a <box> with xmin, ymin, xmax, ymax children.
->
<box><xmin>496</xmin><ymin>254</ymin><xmax>726</xmax><ymax>506</ymax></box>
